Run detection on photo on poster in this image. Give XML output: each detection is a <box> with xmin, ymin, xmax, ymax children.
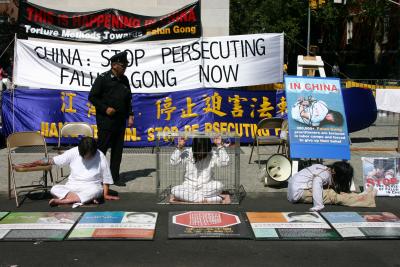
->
<box><xmin>321</xmin><ymin>212</ymin><xmax>400</xmax><ymax>239</ymax></box>
<box><xmin>67</xmin><ymin>211</ymin><xmax>158</xmax><ymax>240</ymax></box>
<box><xmin>246</xmin><ymin>212</ymin><xmax>340</xmax><ymax>240</ymax></box>
<box><xmin>168</xmin><ymin>211</ymin><xmax>251</xmax><ymax>239</ymax></box>
<box><xmin>284</xmin><ymin>76</ymin><xmax>350</xmax><ymax>160</ymax></box>
<box><xmin>0</xmin><ymin>212</ymin><xmax>81</xmax><ymax>241</ymax></box>
<box><xmin>362</xmin><ymin>157</ymin><xmax>400</xmax><ymax>196</ymax></box>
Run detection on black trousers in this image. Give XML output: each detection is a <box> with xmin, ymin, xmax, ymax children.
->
<box><xmin>97</xmin><ymin>127</ymin><xmax>125</xmax><ymax>181</ymax></box>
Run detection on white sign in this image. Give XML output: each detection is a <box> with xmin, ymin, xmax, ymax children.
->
<box><xmin>14</xmin><ymin>33</ymin><xmax>284</xmax><ymax>93</ymax></box>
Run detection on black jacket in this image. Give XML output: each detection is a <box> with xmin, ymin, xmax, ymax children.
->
<box><xmin>89</xmin><ymin>70</ymin><xmax>133</xmax><ymax>130</ymax></box>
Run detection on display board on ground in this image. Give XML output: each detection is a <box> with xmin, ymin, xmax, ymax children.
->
<box><xmin>246</xmin><ymin>212</ymin><xmax>341</xmax><ymax>240</ymax></box>
<box><xmin>362</xmin><ymin>157</ymin><xmax>400</xmax><ymax>196</ymax></box>
<box><xmin>168</xmin><ymin>211</ymin><xmax>251</xmax><ymax>239</ymax></box>
<box><xmin>0</xmin><ymin>212</ymin><xmax>81</xmax><ymax>241</ymax></box>
<box><xmin>0</xmin><ymin>212</ymin><xmax>8</xmax><ymax>221</ymax></box>
<box><xmin>67</xmin><ymin>211</ymin><xmax>158</xmax><ymax>240</ymax></box>
<box><xmin>322</xmin><ymin>212</ymin><xmax>400</xmax><ymax>239</ymax></box>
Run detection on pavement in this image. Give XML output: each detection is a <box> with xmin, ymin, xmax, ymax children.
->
<box><xmin>0</xmin><ymin>115</ymin><xmax>399</xmax><ymax>266</ymax></box>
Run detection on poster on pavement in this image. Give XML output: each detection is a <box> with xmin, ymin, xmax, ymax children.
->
<box><xmin>322</xmin><ymin>212</ymin><xmax>400</xmax><ymax>239</ymax></box>
<box><xmin>0</xmin><ymin>212</ymin><xmax>81</xmax><ymax>241</ymax></box>
<box><xmin>246</xmin><ymin>212</ymin><xmax>340</xmax><ymax>240</ymax></box>
<box><xmin>68</xmin><ymin>211</ymin><xmax>158</xmax><ymax>240</ymax></box>
<box><xmin>168</xmin><ymin>211</ymin><xmax>251</xmax><ymax>239</ymax></box>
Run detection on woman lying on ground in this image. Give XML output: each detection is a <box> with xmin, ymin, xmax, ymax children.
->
<box><xmin>287</xmin><ymin>161</ymin><xmax>376</xmax><ymax>211</ymax></box>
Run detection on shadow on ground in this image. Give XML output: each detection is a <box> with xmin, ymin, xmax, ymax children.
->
<box><xmin>117</xmin><ymin>168</ymin><xmax>156</xmax><ymax>186</ymax></box>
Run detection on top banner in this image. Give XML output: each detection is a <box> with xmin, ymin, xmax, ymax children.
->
<box><xmin>14</xmin><ymin>33</ymin><xmax>284</xmax><ymax>93</ymax></box>
<box><xmin>19</xmin><ymin>1</ymin><xmax>201</xmax><ymax>43</ymax></box>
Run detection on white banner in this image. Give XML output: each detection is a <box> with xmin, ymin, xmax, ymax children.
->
<box><xmin>14</xmin><ymin>33</ymin><xmax>283</xmax><ymax>93</ymax></box>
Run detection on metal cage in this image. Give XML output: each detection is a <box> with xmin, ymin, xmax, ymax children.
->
<box><xmin>156</xmin><ymin>131</ymin><xmax>245</xmax><ymax>204</ymax></box>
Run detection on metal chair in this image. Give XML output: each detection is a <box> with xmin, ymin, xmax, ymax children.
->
<box><xmin>7</xmin><ymin>131</ymin><xmax>54</xmax><ymax>207</ymax></box>
<box><xmin>57</xmin><ymin>122</ymin><xmax>94</xmax><ymax>181</ymax></box>
<box><xmin>249</xmin><ymin>117</ymin><xmax>285</xmax><ymax>168</ymax></box>
<box><xmin>279</xmin><ymin>119</ymin><xmax>289</xmax><ymax>157</ymax></box>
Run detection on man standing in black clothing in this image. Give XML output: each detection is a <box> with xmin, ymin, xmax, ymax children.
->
<box><xmin>89</xmin><ymin>51</ymin><xmax>134</xmax><ymax>183</ymax></box>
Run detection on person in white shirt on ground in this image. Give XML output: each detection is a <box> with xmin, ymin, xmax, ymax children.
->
<box><xmin>287</xmin><ymin>161</ymin><xmax>376</xmax><ymax>211</ymax></box>
<box><xmin>44</xmin><ymin>137</ymin><xmax>119</xmax><ymax>207</ymax></box>
<box><xmin>170</xmin><ymin>136</ymin><xmax>229</xmax><ymax>203</ymax></box>
<box><xmin>291</xmin><ymin>97</ymin><xmax>343</xmax><ymax>127</ymax></box>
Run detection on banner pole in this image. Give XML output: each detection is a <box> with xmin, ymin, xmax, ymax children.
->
<box><xmin>0</xmin><ymin>38</ymin><xmax>14</xmax><ymax>60</ymax></box>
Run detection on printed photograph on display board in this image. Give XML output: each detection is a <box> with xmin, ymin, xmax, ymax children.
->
<box><xmin>67</xmin><ymin>212</ymin><xmax>158</xmax><ymax>240</ymax></box>
<box><xmin>168</xmin><ymin>211</ymin><xmax>251</xmax><ymax>239</ymax></box>
<box><xmin>284</xmin><ymin>76</ymin><xmax>350</xmax><ymax>160</ymax></box>
<box><xmin>322</xmin><ymin>212</ymin><xmax>400</xmax><ymax>239</ymax></box>
<box><xmin>0</xmin><ymin>212</ymin><xmax>81</xmax><ymax>241</ymax></box>
<box><xmin>246</xmin><ymin>212</ymin><xmax>341</xmax><ymax>240</ymax></box>
<box><xmin>362</xmin><ymin>157</ymin><xmax>400</xmax><ymax>196</ymax></box>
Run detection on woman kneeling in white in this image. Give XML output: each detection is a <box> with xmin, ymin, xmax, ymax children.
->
<box><xmin>46</xmin><ymin>137</ymin><xmax>119</xmax><ymax>207</ymax></box>
<box><xmin>170</xmin><ymin>136</ymin><xmax>229</xmax><ymax>203</ymax></box>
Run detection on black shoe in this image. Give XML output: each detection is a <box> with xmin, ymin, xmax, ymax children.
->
<box><xmin>113</xmin><ymin>179</ymin><xmax>126</xmax><ymax>187</ymax></box>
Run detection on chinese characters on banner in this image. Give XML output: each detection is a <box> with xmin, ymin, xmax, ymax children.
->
<box><xmin>2</xmin><ymin>87</ymin><xmax>287</xmax><ymax>147</ymax></box>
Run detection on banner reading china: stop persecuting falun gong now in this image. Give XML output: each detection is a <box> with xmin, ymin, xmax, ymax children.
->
<box><xmin>14</xmin><ymin>33</ymin><xmax>283</xmax><ymax>93</ymax></box>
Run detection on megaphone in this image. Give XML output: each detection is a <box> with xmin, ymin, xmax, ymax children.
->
<box><xmin>265</xmin><ymin>154</ymin><xmax>292</xmax><ymax>187</ymax></box>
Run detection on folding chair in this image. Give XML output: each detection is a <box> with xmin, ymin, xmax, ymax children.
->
<box><xmin>249</xmin><ymin>117</ymin><xmax>285</xmax><ymax>168</ymax></box>
<box><xmin>279</xmin><ymin>119</ymin><xmax>289</xmax><ymax>157</ymax></box>
<box><xmin>7</xmin><ymin>131</ymin><xmax>54</xmax><ymax>207</ymax></box>
<box><xmin>56</xmin><ymin>122</ymin><xmax>94</xmax><ymax>181</ymax></box>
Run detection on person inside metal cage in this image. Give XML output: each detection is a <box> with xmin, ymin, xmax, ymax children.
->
<box><xmin>170</xmin><ymin>136</ymin><xmax>229</xmax><ymax>203</ymax></box>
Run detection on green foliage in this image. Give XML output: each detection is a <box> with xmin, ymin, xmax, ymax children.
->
<box><xmin>230</xmin><ymin>0</ymin><xmax>399</xmax><ymax>78</ymax></box>
<box><xmin>230</xmin><ymin>0</ymin><xmax>308</xmax><ymax>42</ymax></box>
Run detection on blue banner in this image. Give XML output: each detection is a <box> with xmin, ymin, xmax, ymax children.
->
<box><xmin>285</xmin><ymin>76</ymin><xmax>350</xmax><ymax>160</ymax></box>
<box><xmin>2</xmin><ymin>87</ymin><xmax>287</xmax><ymax>147</ymax></box>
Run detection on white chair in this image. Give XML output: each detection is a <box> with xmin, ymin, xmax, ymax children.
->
<box><xmin>56</xmin><ymin>122</ymin><xmax>94</xmax><ymax>181</ymax></box>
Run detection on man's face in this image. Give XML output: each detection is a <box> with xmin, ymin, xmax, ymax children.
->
<box><xmin>112</xmin><ymin>62</ymin><xmax>127</xmax><ymax>77</ymax></box>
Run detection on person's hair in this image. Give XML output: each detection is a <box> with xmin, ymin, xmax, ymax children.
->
<box><xmin>373</xmin><ymin>159</ymin><xmax>394</xmax><ymax>171</ymax></box>
<box><xmin>321</xmin><ymin>110</ymin><xmax>343</xmax><ymax>126</ymax></box>
<box><xmin>192</xmin><ymin>137</ymin><xmax>212</xmax><ymax>163</ymax></box>
<box><xmin>287</xmin><ymin>212</ymin><xmax>318</xmax><ymax>218</ymax></box>
<box><xmin>78</xmin><ymin>137</ymin><xmax>97</xmax><ymax>158</ymax></box>
<box><xmin>126</xmin><ymin>212</ymin><xmax>156</xmax><ymax>218</ymax></box>
<box><xmin>329</xmin><ymin>161</ymin><xmax>353</xmax><ymax>193</ymax></box>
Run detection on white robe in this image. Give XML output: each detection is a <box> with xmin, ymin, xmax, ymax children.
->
<box><xmin>291</xmin><ymin>100</ymin><xmax>329</xmax><ymax>127</ymax></box>
<box><xmin>170</xmin><ymin>147</ymin><xmax>229</xmax><ymax>202</ymax></box>
<box><xmin>287</xmin><ymin>164</ymin><xmax>332</xmax><ymax>211</ymax></box>
<box><xmin>51</xmin><ymin>147</ymin><xmax>113</xmax><ymax>204</ymax></box>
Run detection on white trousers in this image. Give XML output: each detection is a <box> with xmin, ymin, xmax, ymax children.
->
<box><xmin>50</xmin><ymin>183</ymin><xmax>103</xmax><ymax>204</ymax></box>
<box><xmin>171</xmin><ymin>181</ymin><xmax>223</xmax><ymax>202</ymax></box>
